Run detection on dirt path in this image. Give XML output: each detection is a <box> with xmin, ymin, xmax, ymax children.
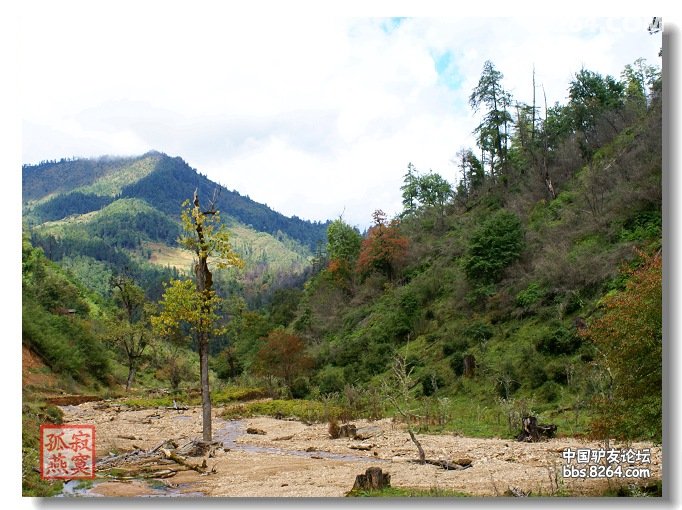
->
<box><xmin>60</xmin><ymin>401</ymin><xmax>662</xmax><ymax>497</ymax></box>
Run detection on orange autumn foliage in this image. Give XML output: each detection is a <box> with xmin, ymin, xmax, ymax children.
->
<box><xmin>356</xmin><ymin>210</ymin><xmax>409</xmax><ymax>281</ymax></box>
<box><xmin>581</xmin><ymin>250</ymin><xmax>662</xmax><ymax>441</ymax></box>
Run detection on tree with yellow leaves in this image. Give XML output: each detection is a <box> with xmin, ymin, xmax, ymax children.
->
<box><xmin>152</xmin><ymin>189</ymin><xmax>243</xmax><ymax>441</ymax></box>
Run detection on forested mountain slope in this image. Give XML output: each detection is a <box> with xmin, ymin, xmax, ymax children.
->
<box><xmin>23</xmin><ymin>152</ymin><xmax>329</xmax><ymax>304</ymax></box>
<box><xmin>236</xmin><ymin>59</ymin><xmax>662</xmax><ymax>443</ymax></box>
<box><xmin>23</xmin><ymin>151</ymin><xmax>329</xmax><ymax>250</ymax></box>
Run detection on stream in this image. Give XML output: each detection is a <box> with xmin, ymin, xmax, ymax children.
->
<box><xmin>214</xmin><ymin>418</ymin><xmax>387</xmax><ymax>463</ymax></box>
<box><xmin>58</xmin><ymin>417</ymin><xmax>383</xmax><ymax>497</ymax></box>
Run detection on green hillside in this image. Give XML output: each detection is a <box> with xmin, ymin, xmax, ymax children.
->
<box><xmin>21</xmin><ymin>57</ymin><xmax>662</xmax><ymax>499</ymax></box>
<box><xmin>24</xmin><ymin>152</ymin><xmax>327</xmax><ymax>304</ymax></box>
<box><xmin>23</xmin><ymin>151</ymin><xmax>329</xmax><ymax>250</ymax></box>
<box><xmin>217</xmin><ymin>59</ymin><xmax>661</xmax><ymax>444</ymax></box>
<box><xmin>23</xmin><ymin>152</ymin><xmax>161</xmax><ymax>203</ymax></box>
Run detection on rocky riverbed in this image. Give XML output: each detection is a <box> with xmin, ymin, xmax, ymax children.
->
<box><xmin>58</xmin><ymin>401</ymin><xmax>662</xmax><ymax>497</ymax></box>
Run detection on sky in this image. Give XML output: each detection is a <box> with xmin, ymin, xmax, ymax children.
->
<box><xmin>19</xmin><ymin>9</ymin><xmax>662</xmax><ymax>229</ymax></box>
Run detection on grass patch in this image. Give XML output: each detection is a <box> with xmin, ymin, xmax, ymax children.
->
<box><xmin>22</xmin><ymin>400</ymin><xmax>65</xmax><ymax>496</ymax></box>
<box><xmin>600</xmin><ymin>480</ymin><xmax>662</xmax><ymax>497</ymax></box>
<box><xmin>213</xmin><ymin>386</ymin><xmax>268</xmax><ymax>404</ymax></box>
<box><xmin>122</xmin><ymin>396</ymin><xmax>179</xmax><ymax>408</ymax></box>
<box><xmin>347</xmin><ymin>486</ymin><xmax>470</xmax><ymax>497</ymax></box>
<box><xmin>120</xmin><ymin>386</ymin><xmax>268</xmax><ymax>409</ymax></box>
<box><xmin>221</xmin><ymin>399</ymin><xmax>343</xmax><ymax>422</ymax></box>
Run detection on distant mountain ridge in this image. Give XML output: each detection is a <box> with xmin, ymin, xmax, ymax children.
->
<box><xmin>22</xmin><ymin>151</ymin><xmax>329</xmax><ymax>250</ymax></box>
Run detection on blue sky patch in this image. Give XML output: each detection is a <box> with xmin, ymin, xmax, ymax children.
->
<box><xmin>433</xmin><ymin>50</ymin><xmax>463</xmax><ymax>90</ymax></box>
<box><xmin>381</xmin><ymin>17</ymin><xmax>407</xmax><ymax>34</ymax></box>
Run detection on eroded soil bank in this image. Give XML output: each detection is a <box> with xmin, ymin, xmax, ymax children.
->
<box><xmin>60</xmin><ymin>401</ymin><xmax>662</xmax><ymax>497</ymax></box>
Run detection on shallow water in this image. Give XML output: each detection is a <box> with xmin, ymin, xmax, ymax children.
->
<box><xmin>58</xmin><ymin>418</ymin><xmax>380</xmax><ymax>497</ymax></box>
<box><xmin>214</xmin><ymin>418</ymin><xmax>387</xmax><ymax>463</ymax></box>
<box><xmin>58</xmin><ymin>479</ymin><xmax>205</xmax><ymax>498</ymax></box>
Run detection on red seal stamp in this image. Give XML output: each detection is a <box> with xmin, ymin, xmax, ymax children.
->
<box><xmin>40</xmin><ymin>424</ymin><xmax>95</xmax><ymax>480</ymax></box>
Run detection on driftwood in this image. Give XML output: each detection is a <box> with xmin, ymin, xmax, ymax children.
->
<box><xmin>405</xmin><ymin>429</ymin><xmax>473</xmax><ymax>471</ymax></box>
<box><xmin>516</xmin><ymin>416</ymin><xmax>557</xmax><ymax>442</ymax></box>
<box><xmin>161</xmin><ymin>448</ymin><xmax>207</xmax><ymax>473</ymax></box>
<box><xmin>349</xmin><ymin>444</ymin><xmax>374</xmax><ymax>451</ymax></box>
<box><xmin>422</xmin><ymin>458</ymin><xmax>472</xmax><ymax>470</ymax></box>
<box><xmin>175</xmin><ymin>440</ymin><xmax>221</xmax><ymax>457</ymax></box>
<box><xmin>352</xmin><ymin>467</ymin><xmax>391</xmax><ymax>491</ymax></box>
<box><xmin>97</xmin><ymin>438</ymin><xmax>218</xmax><ymax>480</ymax></box>
<box><xmin>273</xmin><ymin>435</ymin><xmax>294</xmax><ymax>441</ymax></box>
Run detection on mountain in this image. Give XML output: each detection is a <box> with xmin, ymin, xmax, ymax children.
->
<box><xmin>23</xmin><ymin>151</ymin><xmax>329</xmax><ymax>250</ymax></box>
<box><xmin>22</xmin><ymin>152</ymin><xmax>330</xmax><ymax>303</ymax></box>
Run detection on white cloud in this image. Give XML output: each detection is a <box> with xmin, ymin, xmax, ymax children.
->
<box><xmin>20</xmin><ymin>11</ymin><xmax>662</xmax><ymax>228</ymax></box>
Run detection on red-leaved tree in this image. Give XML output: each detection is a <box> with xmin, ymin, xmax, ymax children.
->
<box><xmin>356</xmin><ymin>210</ymin><xmax>409</xmax><ymax>281</ymax></box>
<box><xmin>255</xmin><ymin>329</ymin><xmax>313</xmax><ymax>388</ymax></box>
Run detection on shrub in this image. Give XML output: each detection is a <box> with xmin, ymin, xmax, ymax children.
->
<box><xmin>442</xmin><ymin>337</ymin><xmax>468</xmax><ymax>357</ymax></box>
<box><xmin>290</xmin><ymin>377</ymin><xmax>311</xmax><ymax>399</ymax></box>
<box><xmin>516</xmin><ymin>282</ymin><xmax>545</xmax><ymax>309</ymax></box>
<box><xmin>537</xmin><ymin>381</ymin><xmax>562</xmax><ymax>403</ymax></box>
<box><xmin>535</xmin><ymin>326</ymin><xmax>582</xmax><ymax>355</ymax></box>
<box><xmin>221</xmin><ymin>399</ymin><xmax>343</xmax><ymax>422</ymax></box>
<box><xmin>420</xmin><ymin>372</ymin><xmax>445</xmax><ymax>396</ymax></box>
<box><xmin>316</xmin><ymin>366</ymin><xmax>346</xmax><ymax>395</ymax></box>
<box><xmin>463</xmin><ymin>210</ymin><xmax>524</xmax><ymax>284</ymax></box>
<box><xmin>449</xmin><ymin>354</ymin><xmax>465</xmax><ymax>376</ymax></box>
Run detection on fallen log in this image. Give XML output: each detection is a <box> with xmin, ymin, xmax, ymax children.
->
<box><xmin>423</xmin><ymin>459</ymin><xmax>472</xmax><ymax>470</ymax></box>
<box><xmin>161</xmin><ymin>448</ymin><xmax>206</xmax><ymax>473</ymax></box>
<box><xmin>166</xmin><ymin>406</ymin><xmax>190</xmax><ymax>411</ymax></box>
<box><xmin>355</xmin><ymin>426</ymin><xmax>382</xmax><ymax>440</ymax></box>
<box><xmin>349</xmin><ymin>444</ymin><xmax>374</xmax><ymax>451</ymax></box>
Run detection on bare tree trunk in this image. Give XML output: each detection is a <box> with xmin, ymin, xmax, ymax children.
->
<box><xmin>193</xmin><ymin>191</ymin><xmax>214</xmax><ymax>443</ymax></box>
<box><xmin>125</xmin><ymin>364</ymin><xmax>137</xmax><ymax>392</ymax></box>
<box><xmin>199</xmin><ymin>333</ymin><xmax>212</xmax><ymax>441</ymax></box>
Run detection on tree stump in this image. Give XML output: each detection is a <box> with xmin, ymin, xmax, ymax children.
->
<box><xmin>352</xmin><ymin>467</ymin><xmax>390</xmax><ymax>491</ymax></box>
<box><xmin>339</xmin><ymin>424</ymin><xmax>357</xmax><ymax>438</ymax></box>
<box><xmin>463</xmin><ymin>354</ymin><xmax>476</xmax><ymax>377</ymax></box>
<box><xmin>516</xmin><ymin>416</ymin><xmax>557</xmax><ymax>442</ymax></box>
